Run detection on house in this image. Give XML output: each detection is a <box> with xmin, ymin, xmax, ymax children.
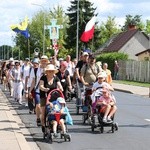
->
<box><xmin>95</xmin><ymin>28</ymin><xmax>150</xmax><ymax>60</ymax></box>
<box><xmin>135</xmin><ymin>49</ymin><xmax>150</xmax><ymax>61</ymax></box>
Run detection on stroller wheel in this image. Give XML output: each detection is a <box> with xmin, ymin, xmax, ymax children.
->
<box><xmin>76</xmin><ymin>106</ymin><xmax>80</xmax><ymax>115</ymax></box>
<box><xmin>100</xmin><ymin>126</ymin><xmax>104</xmax><ymax>133</ymax></box>
<box><xmin>46</xmin><ymin>132</ymin><xmax>52</xmax><ymax>143</ymax></box>
<box><xmin>114</xmin><ymin>122</ymin><xmax>119</xmax><ymax>131</ymax></box>
<box><xmin>67</xmin><ymin>134</ymin><xmax>71</xmax><ymax>142</ymax></box>
<box><xmin>111</xmin><ymin>124</ymin><xmax>115</xmax><ymax>133</ymax></box>
<box><xmin>64</xmin><ymin>134</ymin><xmax>71</xmax><ymax>142</ymax></box>
<box><xmin>91</xmin><ymin>124</ymin><xmax>95</xmax><ymax>132</ymax></box>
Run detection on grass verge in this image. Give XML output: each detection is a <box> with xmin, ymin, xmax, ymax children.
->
<box><xmin>113</xmin><ymin>80</ymin><xmax>150</xmax><ymax>88</ymax></box>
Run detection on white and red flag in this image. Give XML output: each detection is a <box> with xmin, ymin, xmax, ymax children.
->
<box><xmin>80</xmin><ymin>16</ymin><xmax>96</xmax><ymax>42</ymax></box>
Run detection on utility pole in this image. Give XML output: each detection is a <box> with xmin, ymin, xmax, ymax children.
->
<box><xmin>31</xmin><ymin>3</ymin><xmax>45</xmax><ymax>55</ymax></box>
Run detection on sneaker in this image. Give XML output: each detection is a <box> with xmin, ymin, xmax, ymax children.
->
<box><xmin>36</xmin><ymin>118</ymin><xmax>41</xmax><ymax>126</ymax></box>
<box><xmin>107</xmin><ymin>117</ymin><xmax>113</xmax><ymax>123</ymax></box>
<box><xmin>29</xmin><ymin>110</ymin><xmax>33</xmax><ymax>114</ymax></box>
<box><xmin>18</xmin><ymin>101</ymin><xmax>22</xmax><ymax>105</ymax></box>
<box><xmin>25</xmin><ymin>103</ymin><xmax>28</xmax><ymax>107</ymax></box>
<box><xmin>102</xmin><ymin>118</ymin><xmax>107</xmax><ymax>123</ymax></box>
<box><xmin>53</xmin><ymin>133</ymin><xmax>58</xmax><ymax>138</ymax></box>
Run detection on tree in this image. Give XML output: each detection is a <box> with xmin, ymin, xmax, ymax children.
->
<box><xmin>122</xmin><ymin>15</ymin><xmax>145</xmax><ymax>31</ymax></box>
<box><xmin>14</xmin><ymin>6</ymin><xmax>68</xmax><ymax>59</ymax></box>
<box><xmin>98</xmin><ymin>16</ymin><xmax>121</xmax><ymax>46</ymax></box>
<box><xmin>145</xmin><ymin>20</ymin><xmax>150</xmax><ymax>34</ymax></box>
<box><xmin>65</xmin><ymin>0</ymin><xmax>99</xmax><ymax>57</ymax></box>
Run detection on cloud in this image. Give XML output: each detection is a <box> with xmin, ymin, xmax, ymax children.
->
<box><xmin>1</xmin><ymin>0</ymin><xmax>150</xmax><ymax>46</ymax></box>
<box><xmin>90</xmin><ymin>0</ymin><xmax>123</xmax><ymax>14</ymax></box>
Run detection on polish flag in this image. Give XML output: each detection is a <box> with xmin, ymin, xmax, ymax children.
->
<box><xmin>80</xmin><ymin>16</ymin><xmax>96</xmax><ymax>42</ymax></box>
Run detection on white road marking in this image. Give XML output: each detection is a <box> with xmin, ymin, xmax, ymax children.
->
<box><xmin>145</xmin><ymin>119</ymin><xmax>150</xmax><ymax>122</ymax></box>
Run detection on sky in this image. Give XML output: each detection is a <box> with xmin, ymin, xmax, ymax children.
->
<box><xmin>0</xmin><ymin>0</ymin><xmax>150</xmax><ymax>46</ymax></box>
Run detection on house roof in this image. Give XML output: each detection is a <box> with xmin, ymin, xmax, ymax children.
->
<box><xmin>102</xmin><ymin>29</ymin><xmax>139</xmax><ymax>52</ymax></box>
<box><xmin>135</xmin><ymin>49</ymin><xmax>150</xmax><ymax>56</ymax></box>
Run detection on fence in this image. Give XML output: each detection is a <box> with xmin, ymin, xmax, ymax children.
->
<box><xmin>118</xmin><ymin>60</ymin><xmax>150</xmax><ymax>83</ymax></box>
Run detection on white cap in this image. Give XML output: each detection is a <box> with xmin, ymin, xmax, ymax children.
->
<box><xmin>82</xmin><ymin>52</ymin><xmax>89</xmax><ymax>56</ymax></box>
<box><xmin>97</xmin><ymin>71</ymin><xmax>107</xmax><ymax>78</ymax></box>
<box><xmin>57</xmin><ymin>97</ymin><xmax>66</xmax><ymax>104</ymax></box>
<box><xmin>9</xmin><ymin>57</ymin><xmax>14</xmax><ymax>61</ymax></box>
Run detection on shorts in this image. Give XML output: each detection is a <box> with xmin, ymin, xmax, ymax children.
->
<box><xmin>40</xmin><ymin>98</ymin><xmax>46</xmax><ymax>107</ymax></box>
<box><xmin>35</xmin><ymin>92</ymin><xmax>40</xmax><ymax>105</ymax></box>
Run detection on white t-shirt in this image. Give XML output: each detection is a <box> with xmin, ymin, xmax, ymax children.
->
<box><xmin>30</xmin><ymin>67</ymin><xmax>44</xmax><ymax>92</ymax></box>
<box><xmin>21</xmin><ymin>64</ymin><xmax>30</xmax><ymax>83</ymax></box>
<box><xmin>67</xmin><ymin>61</ymin><xmax>73</xmax><ymax>76</ymax></box>
<box><xmin>92</xmin><ymin>81</ymin><xmax>110</xmax><ymax>90</ymax></box>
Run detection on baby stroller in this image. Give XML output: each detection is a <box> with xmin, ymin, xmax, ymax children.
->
<box><xmin>91</xmin><ymin>105</ymin><xmax>118</xmax><ymax>133</ymax></box>
<box><xmin>90</xmin><ymin>88</ymin><xmax>118</xmax><ymax>133</ymax></box>
<box><xmin>82</xmin><ymin>87</ymin><xmax>93</xmax><ymax>124</ymax></box>
<box><xmin>44</xmin><ymin>89</ymin><xmax>71</xmax><ymax>143</ymax></box>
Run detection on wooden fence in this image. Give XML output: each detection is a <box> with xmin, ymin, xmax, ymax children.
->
<box><xmin>118</xmin><ymin>60</ymin><xmax>150</xmax><ymax>83</ymax></box>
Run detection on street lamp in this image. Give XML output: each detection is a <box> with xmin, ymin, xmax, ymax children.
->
<box><xmin>31</xmin><ymin>3</ymin><xmax>45</xmax><ymax>55</ymax></box>
<box><xmin>76</xmin><ymin>0</ymin><xmax>79</xmax><ymax>60</ymax></box>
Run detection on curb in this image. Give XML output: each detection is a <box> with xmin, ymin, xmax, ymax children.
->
<box><xmin>1</xmin><ymin>90</ymin><xmax>32</xmax><ymax>150</ymax></box>
<box><xmin>114</xmin><ymin>88</ymin><xmax>133</xmax><ymax>94</ymax></box>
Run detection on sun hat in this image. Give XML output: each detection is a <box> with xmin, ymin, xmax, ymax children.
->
<box><xmin>82</xmin><ymin>52</ymin><xmax>89</xmax><ymax>56</ymax></box>
<box><xmin>60</xmin><ymin>61</ymin><xmax>68</xmax><ymax>68</ymax></box>
<box><xmin>57</xmin><ymin>97</ymin><xmax>66</xmax><ymax>104</ymax></box>
<box><xmin>41</xmin><ymin>55</ymin><xmax>48</xmax><ymax>60</ymax></box>
<box><xmin>32</xmin><ymin>58</ymin><xmax>39</xmax><ymax>64</ymax></box>
<box><xmin>97</xmin><ymin>71</ymin><xmax>107</xmax><ymax>78</ymax></box>
<box><xmin>45</xmin><ymin>64</ymin><xmax>58</xmax><ymax>73</ymax></box>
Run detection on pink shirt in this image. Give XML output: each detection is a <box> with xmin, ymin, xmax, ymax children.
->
<box><xmin>97</xmin><ymin>95</ymin><xmax>114</xmax><ymax>105</ymax></box>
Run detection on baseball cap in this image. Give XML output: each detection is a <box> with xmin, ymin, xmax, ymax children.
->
<box><xmin>25</xmin><ymin>58</ymin><xmax>30</xmax><ymax>61</ymax></box>
<box><xmin>97</xmin><ymin>72</ymin><xmax>107</xmax><ymax>78</ymax></box>
<box><xmin>9</xmin><ymin>57</ymin><xmax>14</xmax><ymax>61</ymax></box>
<box><xmin>82</xmin><ymin>52</ymin><xmax>89</xmax><ymax>56</ymax></box>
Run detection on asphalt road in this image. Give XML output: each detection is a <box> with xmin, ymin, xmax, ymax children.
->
<box><xmin>4</xmin><ymin>90</ymin><xmax>150</xmax><ymax>150</ymax></box>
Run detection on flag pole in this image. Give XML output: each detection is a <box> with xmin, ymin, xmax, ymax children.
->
<box><xmin>76</xmin><ymin>0</ymin><xmax>79</xmax><ymax>61</ymax></box>
<box><xmin>27</xmin><ymin>38</ymin><xmax>30</xmax><ymax>60</ymax></box>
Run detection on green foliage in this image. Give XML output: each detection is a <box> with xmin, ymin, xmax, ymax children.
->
<box><xmin>96</xmin><ymin>52</ymin><xmax>128</xmax><ymax>75</ymax></box>
<box><xmin>122</xmin><ymin>15</ymin><xmax>145</xmax><ymax>31</ymax></box>
<box><xmin>65</xmin><ymin>0</ymin><xmax>98</xmax><ymax>56</ymax></box>
<box><xmin>99</xmin><ymin>16</ymin><xmax>121</xmax><ymax>46</ymax></box>
<box><xmin>144</xmin><ymin>20</ymin><xmax>150</xmax><ymax>34</ymax></box>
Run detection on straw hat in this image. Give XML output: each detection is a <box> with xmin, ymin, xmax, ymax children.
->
<box><xmin>45</xmin><ymin>64</ymin><xmax>58</xmax><ymax>73</ymax></box>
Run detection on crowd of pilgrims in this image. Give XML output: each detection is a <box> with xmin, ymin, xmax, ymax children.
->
<box><xmin>0</xmin><ymin>51</ymin><xmax>117</xmax><ymax>134</ymax></box>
